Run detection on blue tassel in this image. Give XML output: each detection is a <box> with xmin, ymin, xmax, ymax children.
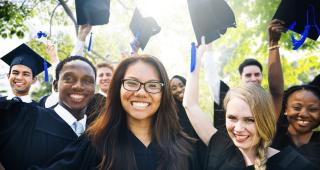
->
<box><xmin>88</xmin><ymin>32</ymin><xmax>93</xmax><ymax>52</ymax></box>
<box><xmin>43</xmin><ymin>60</ymin><xmax>49</xmax><ymax>82</ymax></box>
<box><xmin>190</xmin><ymin>42</ymin><xmax>196</xmax><ymax>72</ymax></box>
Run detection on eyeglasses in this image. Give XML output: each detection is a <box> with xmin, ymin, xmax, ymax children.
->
<box><xmin>122</xmin><ymin>79</ymin><xmax>164</xmax><ymax>94</ymax></box>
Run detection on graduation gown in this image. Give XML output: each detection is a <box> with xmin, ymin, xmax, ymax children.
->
<box><xmin>206</xmin><ymin>130</ymin><xmax>316</xmax><ymax>170</ymax></box>
<box><xmin>0</xmin><ymin>100</ymin><xmax>78</xmax><ymax>169</ymax></box>
<box><xmin>0</xmin><ymin>96</ymin><xmax>38</xmax><ymax>106</ymax></box>
<box><xmin>30</xmin><ymin>130</ymin><xmax>164</xmax><ymax>170</ymax></box>
<box><xmin>175</xmin><ymin>98</ymin><xmax>206</xmax><ymax>170</ymax></box>
<box><xmin>272</xmin><ymin>114</ymin><xmax>320</xmax><ymax>169</ymax></box>
<box><xmin>213</xmin><ymin>81</ymin><xmax>229</xmax><ymax>128</ymax></box>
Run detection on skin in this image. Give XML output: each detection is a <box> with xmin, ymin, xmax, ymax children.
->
<box><xmin>7</xmin><ymin>64</ymin><xmax>37</xmax><ymax>96</ymax></box>
<box><xmin>240</xmin><ymin>65</ymin><xmax>262</xmax><ymax>85</ymax></box>
<box><xmin>97</xmin><ymin>67</ymin><xmax>113</xmax><ymax>94</ymax></box>
<box><xmin>120</xmin><ymin>61</ymin><xmax>162</xmax><ymax>146</ymax></box>
<box><xmin>170</xmin><ymin>78</ymin><xmax>185</xmax><ymax>102</ymax></box>
<box><xmin>286</xmin><ymin>90</ymin><xmax>320</xmax><ymax>146</ymax></box>
<box><xmin>53</xmin><ymin>60</ymin><xmax>95</xmax><ymax>120</ymax></box>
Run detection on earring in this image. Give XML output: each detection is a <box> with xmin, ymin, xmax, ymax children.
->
<box><xmin>284</xmin><ymin>112</ymin><xmax>287</xmax><ymax>115</ymax></box>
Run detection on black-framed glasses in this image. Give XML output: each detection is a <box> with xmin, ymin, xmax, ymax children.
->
<box><xmin>122</xmin><ymin>79</ymin><xmax>164</xmax><ymax>94</ymax></box>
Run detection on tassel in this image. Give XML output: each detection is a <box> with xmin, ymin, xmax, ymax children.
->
<box><xmin>43</xmin><ymin>59</ymin><xmax>49</xmax><ymax>82</ymax></box>
<box><xmin>88</xmin><ymin>32</ymin><xmax>93</xmax><ymax>52</ymax></box>
<box><xmin>190</xmin><ymin>42</ymin><xmax>196</xmax><ymax>72</ymax></box>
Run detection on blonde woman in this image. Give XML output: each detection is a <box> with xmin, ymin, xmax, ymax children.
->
<box><xmin>183</xmin><ymin>37</ymin><xmax>314</xmax><ymax>170</ymax></box>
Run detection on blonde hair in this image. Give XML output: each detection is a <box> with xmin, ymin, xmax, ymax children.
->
<box><xmin>223</xmin><ymin>83</ymin><xmax>276</xmax><ymax>170</ymax></box>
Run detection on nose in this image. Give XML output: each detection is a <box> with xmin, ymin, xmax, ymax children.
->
<box><xmin>298</xmin><ymin>108</ymin><xmax>308</xmax><ymax>117</ymax></box>
<box><xmin>234</xmin><ymin>121</ymin><xmax>245</xmax><ymax>132</ymax></box>
<box><xmin>134</xmin><ymin>84</ymin><xmax>148</xmax><ymax>96</ymax></box>
<box><xmin>72</xmin><ymin>80</ymin><xmax>84</xmax><ymax>91</ymax></box>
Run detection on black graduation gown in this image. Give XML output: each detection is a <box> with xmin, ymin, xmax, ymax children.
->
<box><xmin>272</xmin><ymin>114</ymin><xmax>320</xmax><ymax>169</ymax></box>
<box><xmin>213</xmin><ymin>80</ymin><xmax>229</xmax><ymax>128</ymax></box>
<box><xmin>206</xmin><ymin>130</ymin><xmax>316</xmax><ymax>170</ymax></box>
<box><xmin>30</xmin><ymin>130</ymin><xmax>163</xmax><ymax>170</ymax></box>
<box><xmin>175</xmin><ymin>98</ymin><xmax>206</xmax><ymax>170</ymax></box>
<box><xmin>0</xmin><ymin>100</ymin><xmax>77</xmax><ymax>170</ymax></box>
<box><xmin>0</xmin><ymin>96</ymin><xmax>38</xmax><ymax>106</ymax></box>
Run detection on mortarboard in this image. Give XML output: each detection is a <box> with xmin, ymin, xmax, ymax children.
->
<box><xmin>187</xmin><ymin>0</ymin><xmax>236</xmax><ymax>44</ymax></box>
<box><xmin>129</xmin><ymin>8</ymin><xmax>161</xmax><ymax>50</ymax></box>
<box><xmin>75</xmin><ymin>0</ymin><xmax>111</xmax><ymax>25</ymax></box>
<box><xmin>273</xmin><ymin>0</ymin><xmax>320</xmax><ymax>41</ymax></box>
<box><xmin>1</xmin><ymin>43</ymin><xmax>51</xmax><ymax>77</ymax></box>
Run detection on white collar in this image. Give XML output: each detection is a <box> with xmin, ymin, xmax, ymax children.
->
<box><xmin>7</xmin><ymin>91</ymin><xmax>33</xmax><ymax>103</ymax></box>
<box><xmin>54</xmin><ymin>104</ymin><xmax>87</xmax><ymax>132</ymax></box>
<box><xmin>98</xmin><ymin>90</ymin><xmax>107</xmax><ymax>97</ymax></box>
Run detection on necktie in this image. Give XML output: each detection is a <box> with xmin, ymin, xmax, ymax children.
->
<box><xmin>73</xmin><ymin>121</ymin><xmax>84</xmax><ymax>136</ymax></box>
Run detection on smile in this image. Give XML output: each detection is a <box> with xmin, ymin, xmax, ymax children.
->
<box><xmin>296</xmin><ymin>119</ymin><xmax>310</xmax><ymax>127</ymax></box>
<box><xmin>131</xmin><ymin>101</ymin><xmax>150</xmax><ymax>110</ymax></box>
<box><xmin>70</xmin><ymin>94</ymin><xmax>85</xmax><ymax>102</ymax></box>
<box><xmin>234</xmin><ymin>134</ymin><xmax>249</xmax><ymax>142</ymax></box>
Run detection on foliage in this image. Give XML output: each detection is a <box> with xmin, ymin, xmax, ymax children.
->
<box><xmin>0</xmin><ymin>1</ymin><xmax>33</xmax><ymax>39</ymax></box>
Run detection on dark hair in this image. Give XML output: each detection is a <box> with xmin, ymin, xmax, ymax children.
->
<box><xmin>309</xmin><ymin>74</ymin><xmax>320</xmax><ymax>87</ymax></box>
<box><xmin>171</xmin><ymin>75</ymin><xmax>186</xmax><ymax>85</ymax></box>
<box><xmin>238</xmin><ymin>58</ymin><xmax>263</xmax><ymax>75</ymax></box>
<box><xmin>87</xmin><ymin>55</ymin><xmax>191</xmax><ymax>170</ymax></box>
<box><xmin>55</xmin><ymin>56</ymin><xmax>96</xmax><ymax>81</ymax></box>
<box><xmin>284</xmin><ymin>84</ymin><xmax>320</xmax><ymax>108</ymax></box>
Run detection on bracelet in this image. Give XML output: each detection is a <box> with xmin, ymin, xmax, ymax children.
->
<box><xmin>268</xmin><ymin>45</ymin><xmax>280</xmax><ymax>50</ymax></box>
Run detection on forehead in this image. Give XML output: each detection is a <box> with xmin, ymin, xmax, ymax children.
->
<box><xmin>170</xmin><ymin>78</ymin><xmax>184</xmax><ymax>86</ymax></box>
<box><xmin>11</xmin><ymin>64</ymin><xmax>33</xmax><ymax>73</ymax></box>
<box><xmin>60</xmin><ymin>60</ymin><xmax>95</xmax><ymax>77</ymax></box>
<box><xmin>288</xmin><ymin>90</ymin><xmax>320</xmax><ymax>103</ymax></box>
<box><xmin>124</xmin><ymin>61</ymin><xmax>160</xmax><ymax>81</ymax></box>
<box><xmin>226</xmin><ymin>97</ymin><xmax>253</xmax><ymax>117</ymax></box>
<box><xmin>242</xmin><ymin>65</ymin><xmax>261</xmax><ymax>74</ymax></box>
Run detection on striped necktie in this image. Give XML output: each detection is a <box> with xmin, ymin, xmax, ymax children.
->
<box><xmin>72</xmin><ymin>121</ymin><xmax>84</xmax><ymax>136</ymax></box>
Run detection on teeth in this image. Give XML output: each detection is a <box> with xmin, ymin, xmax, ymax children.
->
<box><xmin>132</xmin><ymin>102</ymin><xmax>149</xmax><ymax>109</ymax></box>
<box><xmin>297</xmin><ymin>120</ymin><xmax>310</xmax><ymax>126</ymax></box>
<box><xmin>70</xmin><ymin>94</ymin><xmax>84</xmax><ymax>102</ymax></box>
<box><xmin>234</xmin><ymin>134</ymin><xmax>248</xmax><ymax>142</ymax></box>
<box><xmin>15</xmin><ymin>82</ymin><xmax>24</xmax><ymax>85</ymax></box>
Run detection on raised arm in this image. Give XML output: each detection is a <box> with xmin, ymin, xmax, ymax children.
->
<box><xmin>71</xmin><ymin>24</ymin><xmax>92</xmax><ymax>56</ymax></box>
<box><xmin>183</xmin><ymin>37</ymin><xmax>217</xmax><ymax>145</ymax></box>
<box><xmin>268</xmin><ymin>19</ymin><xmax>285</xmax><ymax>120</ymax></box>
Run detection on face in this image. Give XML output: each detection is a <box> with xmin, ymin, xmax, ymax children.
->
<box><xmin>226</xmin><ymin>97</ymin><xmax>260</xmax><ymax>152</ymax></box>
<box><xmin>286</xmin><ymin>90</ymin><xmax>320</xmax><ymax>134</ymax></box>
<box><xmin>170</xmin><ymin>78</ymin><xmax>185</xmax><ymax>102</ymax></box>
<box><xmin>54</xmin><ymin>60</ymin><xmax>95</xmax><ymax>114</ymax></box>
<box><xmin>240</xmin><ymin>65</ymin><xmax>262</xmax><ymax>85</ymax></box>
<box><xmin>120</xmin><ymin>61</ymin><xmax>162</xmax><ymax>125</ymax></box>
<box><xmin>7</xmin><ymin>64</ymin><xmax>36</xmax><ymax>96</ymax></box>
<box><xmin>97</xmin><ymin>66</ymin><xmax>113</xmax><ymax>94</ymax></box>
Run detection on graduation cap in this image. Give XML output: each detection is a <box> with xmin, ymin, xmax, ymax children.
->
<box><xmin>187</xmin><ymin>0</ymin><xmax>236</xmax><ymax>44</ymax></box>
<box><xmin>1</xmin><ymin>43</ymin><xmax>51</xmax><ymax>80</ymax></box>
<box><xmin>273</xmin><ymin>0</ymin><xmax>320</xmax><ymax>41</ymax></box>
<box><xmin>75</xmin><ymin>0</ymin><xmax>111</xmax><ymax>25</ymax></box>
<box><xmin>129</xmin><ymin>8</ymin><xmax>161</xmax><ymax>50</ymax></box>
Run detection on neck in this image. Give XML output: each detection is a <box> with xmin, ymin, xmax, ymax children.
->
<box><xmin>127</xmin><ymin>118</ymin><xmax>152</xmax><ymax>147</ymax></box>
<box><xmin>13</xmin><ymin>90</ymin><xmax>28</xmax><ymax>97</ymax></box>
<box><xmin>288</xmin><ymin>125</ymin><xmax>313</xmax><ymax>147</ymax></box>
<box><xmin>239</xmin><ymin>147</ymin><xmax>257</xmax><ymax>166</ymax></box>
<box><xmin>59</xmin><ymin>102</ymin><xmax>85</xmax><ymax>121</ymax></box>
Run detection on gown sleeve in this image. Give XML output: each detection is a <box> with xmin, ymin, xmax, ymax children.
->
<box><xmin>29</xmin><ymin>135</ymin><xmax>100</xmax><ymax>170</ymax></box>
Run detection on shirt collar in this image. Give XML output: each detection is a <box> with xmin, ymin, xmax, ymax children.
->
<box><xmin>54</xmin><ymin>104</ymin><xmax>87</xmax><ymax>131</ymax></box>
<box><xmin>98</xmin><ymin>90</ymin><xmax>107</xmax><ymax>97</ymax></box>
<box><xmin>7</xmin><ymin>91</ymin><xmax>33</xmax><ymax>103</ymax></box>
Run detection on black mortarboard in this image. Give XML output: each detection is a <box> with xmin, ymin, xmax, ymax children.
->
<box><xmin>1</xmin><ymin>43</ymin><xmax>51</xmax><ymax>77</ymax></box>
<box><xmin>273</xmin><ymin>0</ymin><xmax>320</xmax><ymax>41</ymax></box>
<box><xmin>75</xmin><ymin>0</ymin><xmax>111</xmax><ymax>25</ymax></box>
<box><xmin>129</xmin><ymin>8</ymin><xmax>161</xmax><ymax>50</ymax></box>
<box><xmin>187</xmin><ymin>0</ymin><xmax>236</xmax><ymax>44</ymax></box>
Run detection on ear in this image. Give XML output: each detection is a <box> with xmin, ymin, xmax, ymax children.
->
<box><xmin>53</xmin><ymin>80</ymin><xmax>58</xmax><ymax>92</ymax></box>
<box><xmin>31</xmin><ymin>76</ymin><xmax>37</xmax><ymax>84</ymax></box>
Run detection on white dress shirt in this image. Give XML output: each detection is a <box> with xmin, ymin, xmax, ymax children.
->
<box><xmin>6</xmin><ymin>92</ymin><xmax>33</xmax><ymax>103</ymax></box>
